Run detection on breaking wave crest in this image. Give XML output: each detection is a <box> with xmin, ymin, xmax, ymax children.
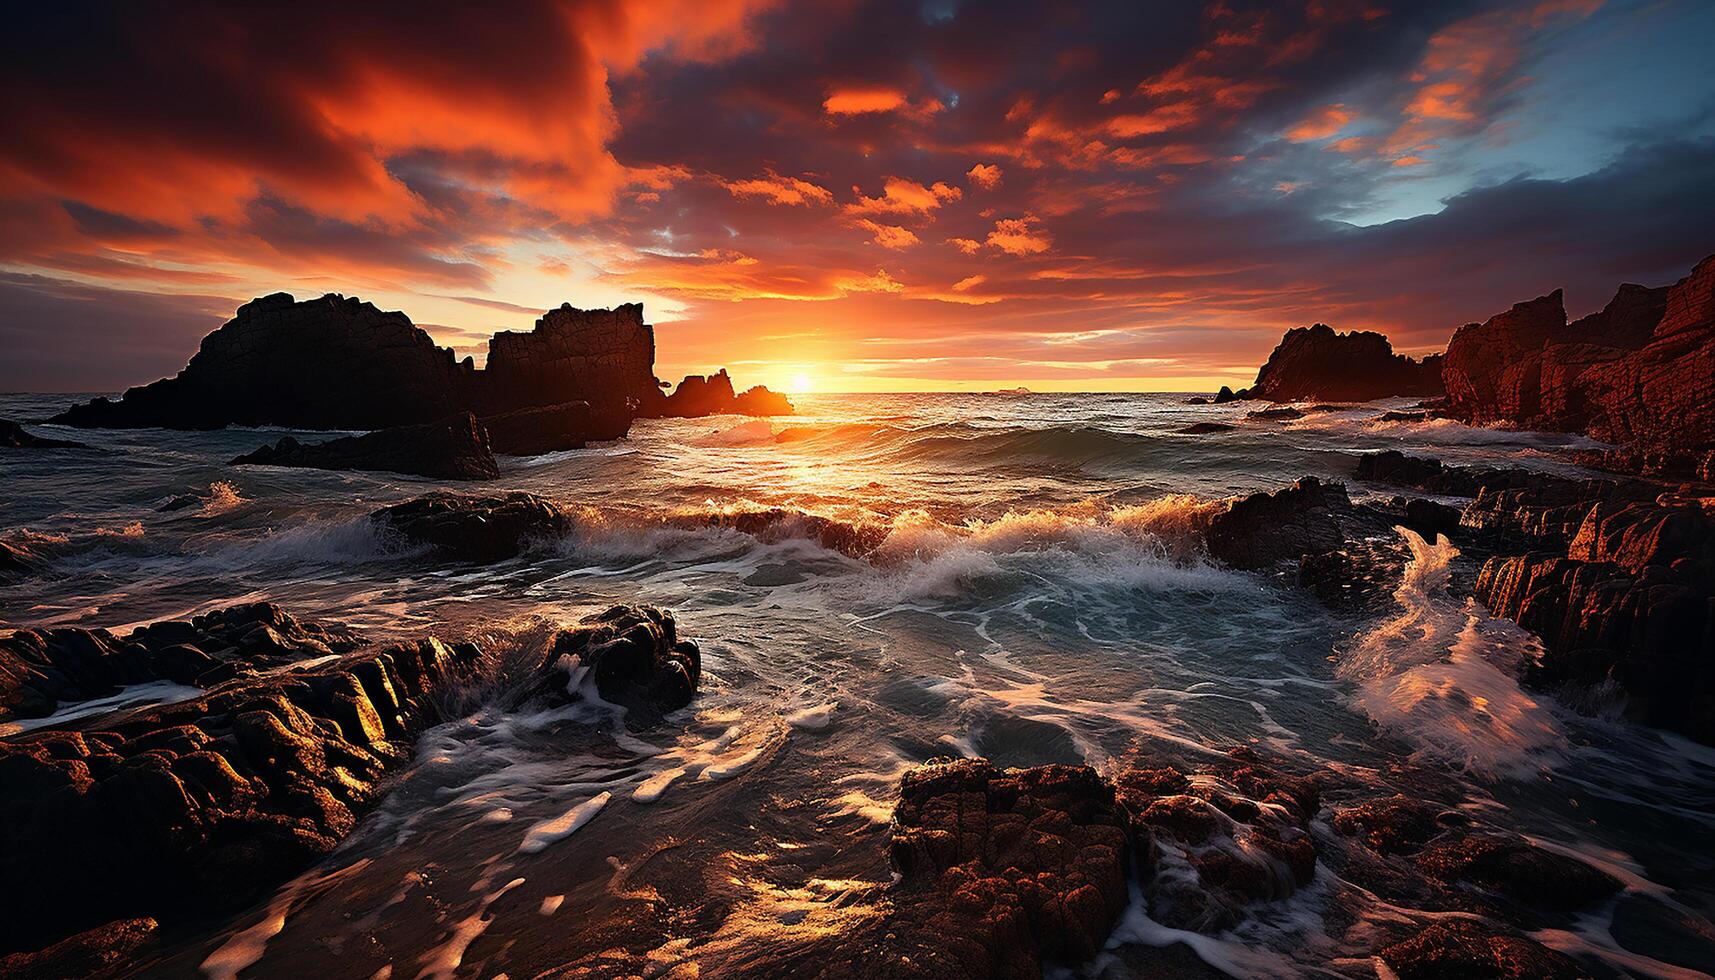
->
<box><xmin>1339</xmin><ymin>527</ymin><xmax>1566</xmax><ymax>777</ymax></box>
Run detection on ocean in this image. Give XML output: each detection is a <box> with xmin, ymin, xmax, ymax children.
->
<box><xmin>3</xmin><ymin>390</ymin><xmax>1713</xmax><ymax>978</ymax></box>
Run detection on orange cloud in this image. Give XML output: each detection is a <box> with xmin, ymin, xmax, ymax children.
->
<box><xmin>1285</xmin><ymin>103</ymin><xmax>1353</xmax><ymax>141</ymax></box>
<box><xmin>855</xmin><ymin>219</ymin><xmax>920</xmax><ymax>249</ymax></box>
<box><xmin>985</xmin><ymin>216</ymin><xmax>1052</xmax><ymax>256</ymax></box>
<box><xmin>846</xmin><ymin>177</ymin><xmax>963</xmax><ymax>215</ymax></box>
<box><xmin>723</xmin><ymin>172</ymin><xmax>835</xmax><ymax>206</ymax></box>
<box><xmin>967</xmin><ymin>163</ymin><xmax>1003</xmax><ymax>189</ymax></box>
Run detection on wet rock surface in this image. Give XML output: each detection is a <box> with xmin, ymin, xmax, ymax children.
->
<box><xmin>1246</xmin><ymin>323</ymin><xmax>1444</xmax><ymax>403</ymax></box>
<box><xmin>1206</xmin><ymin>477</ymin><xmax>1347</xmax><ymax>569</ymax></box>
<box><xmin>370</xmin><ymin>491</ymin><xmax>570</xmax><ymax>563</ymax></box>
<box><xmin>231</xmin><ymin>411</ymin><xmax>500</xmax><ymax>481</ymax></box>
<box><xmin>1379</xmin><ymin>921</ymin><xmax>1589</xmax><ymax>980</ymax></box>
<box><xmin>0</xmin><ymin>602</ymin><xmax>363</xmax><ymax>722</ymax></box>
<box><xmin>0</xmin><ymin>631</ymin><xmax>482</xmax><ymax>967</ymax></box>
<box><xmin>2</xmin><ymin>418</ymin><xmax>90</xmax><ymax>449</ymax></box>
<box><xmin>531</xmin><ymin>605</ymin><xmax>702</xmax><ymax>725</ymax></box>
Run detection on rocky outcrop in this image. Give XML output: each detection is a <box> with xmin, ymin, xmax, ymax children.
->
<box><xmin>644</xmin><ymin>369</ymin><xmax>795</xmax><ymax>418</ymax></box>
<box><xmin>1</xmin><ymin>418</ymin><xmax>89</xmax><ymax>449</ymax></box>
<box><xmin>0</xmin><ymin>631</ymin><xmax>482</xmax><ymax>961</ymax></box>
<box><xmin>1245</xmin><ymin>324</ymin><xmax>1444</xmax><ymax>403</ymax></box>
<box><xmin>370</xmin><ymin>491</ymin><xmax>570</xmax><ymax>563</ymax></box>
<box><xmin>530</xmin><ymin>605</ymin><xmax>701</xmax><ymax>726</ymax></box>
<box><xmin>0</xmin><ymin>602</ymin><xmax>362</xmax><ymax>722</ymax></box>
<box><xmin>1205</xmin><ymin>477</ymin><xmax>1347</xmax><ymax>569</ymax></box>
<box><xmin>1379</xmin><ymin>922</ymin><xmax>1587</xmax><ymax>980</ymax></box>
<box><xmin>46</xmin><ymin>293</ymin><xmax>762</xmax><ymax>438</ymax></box>
<box><xmin>477</xmin><ymin>303</ymin><xmax>657</xmax><ymax>433</ymax></box>
<box><xmin>231</xmin><ymin>412</ymin><xmax>499</xmax><ymax>481</ymax></box>
<box><xmin>51</xmin><ymin>293</ymin><xmax>470</xmax><ymax>431</ymax></box>
<box><xmin>1442</xmin><ymin>254</ymin><xmax>1715</xmax><ymax>476</ymax></box>
<box><xmin>480</xmin><ymin>401</ymin><xmax>591</xmax><ymax>455</ymax></box>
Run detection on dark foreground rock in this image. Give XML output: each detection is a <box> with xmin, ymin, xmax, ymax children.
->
<box><xmin>1206</xmin><ymin>477</ymin><xmax>1347</xmax><ymax>569</ymax></box>
<box><xmin>480</xmin><ymin>401</ymin><xmax>592</xmax><ymax>455</ymax></box>
<box><xmin>0</xmin><ymin>539</ymin><xmax>40</xmax><ymax>582</ymax></box>
<box><xmin>644</xmin><ymin>368</ymin><xmax>795</xmax><ymax>418</ymax></box>
<box><xmin>1246</xmin><ymin>323</ymin><xmax>1444</xmax><ymax>403</ymax></box>
<box><xmin>745</xmin><ymin>744</ymin><xmax>1618</xmax><ymax>978</ymax></box>
<box><xmin>370</xmin><ymin>491</ymin><xmax>570</xmax><ymax>563</ymax></box>
<box><xmin>0</xmin><ymin>603</ymin><xmax>363</xmax><ymax>722</ymax></box>
<box><xmin>1380</xmin><ymin>922</ymin><xmax>1588</xmax><ymax>980</ymax></box>
<box><xmin>231</xmin><ymin>412</ymin><xmax>499</xmax><ymax>480</ymax></box>
<box><xmin>530</xmin><ymin>605</ymin><xmax>701</xmax><ymax>726</ymax></box>
<box><xmin>0</xmin><ymin>632</ymin><xmax>482</xmax><ymax>963</ymax></box>
<box><xmin>1</xmin><ymin>418</ymin><xmax>90</xmax><ymax>449</ymax></box>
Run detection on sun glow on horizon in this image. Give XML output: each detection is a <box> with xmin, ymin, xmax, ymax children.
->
<box><xmin>788</xmin><ymin>372</ymin><xmax>814</xmax><ymax>394</ymax></box>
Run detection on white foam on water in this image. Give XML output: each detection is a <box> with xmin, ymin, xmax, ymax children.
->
<box><xmin>1340</xmin><ymin>527</ymin><xmax>1566</xmax><ymax>778</ymax></box>
<box><xmin>539</xmin><ymin>895</ymin><xmax>565</xmax><ymax>916</ymax></box>
<box><xmin>693</xmin><ymin>419</ymin><xmax>776</xmax><ymax>447</ymax></box>
<box><xmin>516</xmin><ymin>792</ymin><xmax>611</xmax><ymax>854</ymax></box>
<box><xmin>1</xmin><ymin>679</ymin><xmax>205</xmax><ymax>737</ymax></box>
<box><xmin>198</xmin><ymin>481</ymin><xmax>248</xmax><ymax>517</ymax></box>
<box><xmin>786</xmin><ymin>702</ymin><xmax>837</xmax><ymax>731</ymax></box>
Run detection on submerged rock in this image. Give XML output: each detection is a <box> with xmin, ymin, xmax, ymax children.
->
<box><xmin>532</xmin><ymin>605</ymin><xmax>701</xmax><ymax>724</ymax></box>
<box><xmin>1246</xmin><ymin>323</ymin><xmax>1444</xmax><ymax>403</ymax></box>
<box><xmin>1</xmin><ymin>418</ymin><xmax>90</xmax><ymax>449</ymax></box>
<box><xmin>1379</xmin><ymin>922</ymin><xmax>1589</xmax><ymax>980</ymax></box>
<box><xmin>0</xmin><ymin>602</ymin><xmax>363</xmax><ymax>722</ymax></box>
<box><xmin>0</xmin><ymin>632</ymin><xmax>481</xmax><ymax>966</ymax></box>
<box><xmin>231</xmin><ymin>412</ymin><xmax>499</xmax><ymax>481</ymax></box>
<box><xmin>370</xmin><ymin>491</ymin><xmax>570</xmax><ymax>563</ymax></box>
<box><xmin>1180</xmin><ymin>421</ymin><xmax>1236</xmax><ymax>434</ymax></box>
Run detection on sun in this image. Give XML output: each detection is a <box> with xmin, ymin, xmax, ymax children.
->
<box><xmin>787</xmin><ymin>373</ymin><xmax>814</xmax><ymax>394</ymax></box>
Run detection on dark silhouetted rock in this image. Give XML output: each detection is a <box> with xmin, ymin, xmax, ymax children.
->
<box><xmin>1185</xmin><ymin>396</ymin><xmax>1209</xmax><ymax>405</ymax></box>
<box><xmin>1206</xmin><ymin>478</ymin><xmax>1348</xmax><ymax>569</ymax></box>
<box><xmin>0</xmin><ymin>630</ymin><xmax>481</xmax><ymax>959</ymax></box>
<box><xmin>1247</xmin><ymin>406</ymin><xmax>1304</xmax><ymax>421</ymax></box>
<box><xmin>533</xmin><ymin>605</ymin><xmax>701</xmax><ymax>725</ymax></box>
<box><xmin>0</xmin><ymin>603</ymin><xmax>363</xmax><ymax>722</ymax></box>
<box><xmin>1247</xmin><ymin>323</ymin><xmax>1444</xmax><ymax>403</ymax></box>
<box><xmin>480</xmin><ymin>401</ymin><xmax>591</xmax><ymax>455</ymax></box>
<box><xmin>645</xmin><ymin>368</ymin><xmax>796</xmax><ymax>418</ymax></box>
<box><xmin>231</xmin><ymin>412</ymin><xmax>499</xmax><ymax>480</ymax></box>
<box><xmin>1379</xmin><ymin>922</ymin><xmax>1590</xmax><ymax>980</ymax></box>
<box><xmin>1212</xmin><ymin>385</ymin><xmax>1247</xmax><ymax>403</ymax></box>
<box><xmin>1</xmin><ymin>419</ymin><xmax>89</xmax><ymax>449</ymax></box>
<box><xmin>370</xmin><ymin>491</ymin><xmax>569</xmax><ymax>563</ymax></box>
<box><xmin>1180</xmin><ymin>422</ymin><xmax>1236</xmax><ymax>434</ymax></box>
<box><xmin>478</xmin><ymin>302</ymin><xmax>657</xmax><ymax>433</ymax></box>
<box><xmin>52</xmin><ymin>293</ymin><xmax>470</xmax><ymax>430</ymax></box>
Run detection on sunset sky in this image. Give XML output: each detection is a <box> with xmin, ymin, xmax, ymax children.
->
<box><xmin>3</xmin><ymin>0</ymin><xmax>1713</xmax><ymax>393</ymax></box>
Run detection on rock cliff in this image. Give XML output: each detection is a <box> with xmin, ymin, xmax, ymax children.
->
<box><xmin>1441</xmin><ymin>254</ymin><xmax>1715</xmax><ymax>476</ymax></box>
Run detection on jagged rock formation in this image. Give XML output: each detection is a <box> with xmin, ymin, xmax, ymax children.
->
<box><xmin>370</xmin><ymin>491</ymin><xmax>570</xmax><ymax>563</ymax></box>
<box><xmin>1442</xmin><ymin>254</ymin><xmax>1715</xmax><ymax>478</ymax></box>
<box><xmin>0</xmin><ymin>602</ymin><xmax>362</xmax><ymax>721</ymax></box>
<box><xmin>231</xmin><ymin>412</ymin><xmax>499</xmax><ymax>481</ymax></box>
<box><xmin>1244</xmin><ymin>324</ymin><xmax>1444</xmax><ymax>403</ymax></box>
<box><xmin>2</xmin><ymin>418</ymin><xmax>89</xmax><ymax>449</ymax></box>
<box><xmin>643</xmin><ymin>368</ymin><xmax>795</xmax><ymax>418</ymax></box>
<box><xmin>49</xmin><ymin>293</ymin><xmax>775</xmax><ymax>440</ymax></box>
<box><xmin>479</xmin><ymin>401</ymin><xmax>591</xmax><ymax>455</ymax></box>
